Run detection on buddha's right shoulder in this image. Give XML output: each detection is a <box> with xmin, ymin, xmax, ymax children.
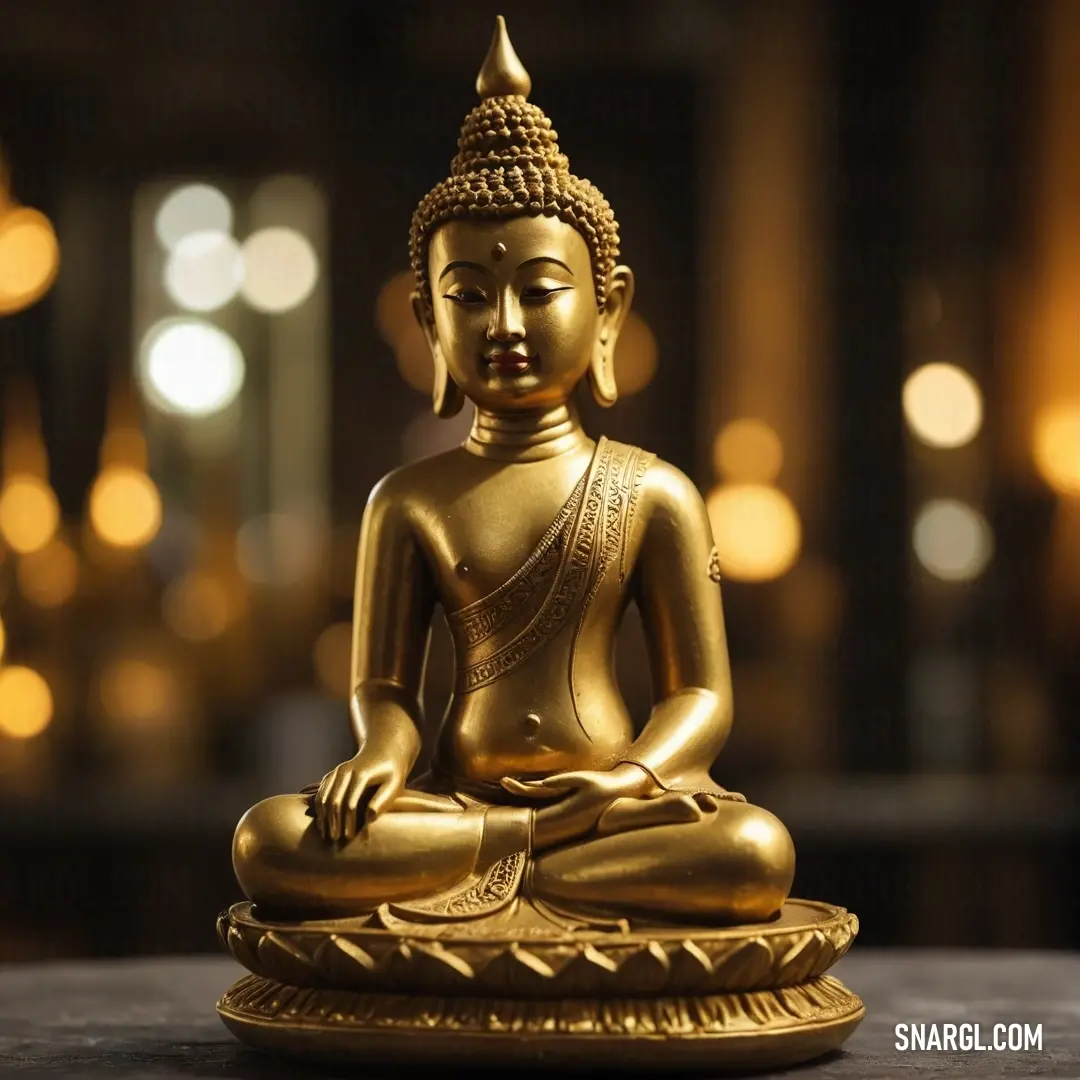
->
<box><xmin>365</xmin><ymin>447</ymin><xmax>468</xmax><ymax>511</ymax></box>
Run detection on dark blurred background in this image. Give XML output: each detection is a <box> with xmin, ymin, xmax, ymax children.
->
<box><xmin>0</xmin><ymin>0</ymin><xmax>1077</xmax><ymax>960</ymax></box>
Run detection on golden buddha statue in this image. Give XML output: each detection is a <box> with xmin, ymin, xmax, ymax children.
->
<box><xmin>217</xmin><ymin>18</ymin><xmax>862</xmax><ymax>1069</ymax></box>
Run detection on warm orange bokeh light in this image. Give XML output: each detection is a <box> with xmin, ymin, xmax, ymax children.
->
<box><xmin>706</xmin><ymin>483</ymin><xmax>802</xmax><ymax>582</ymax></box>
<box><xmin>0</xmin><ymin>665</ymin><xmax>54</xmax><ymax>739</ymax></box>
<box><xmin>1033</xmin><ymin>402</ymin><xmax>1080</xmax><ymax>496</ymax></box>
<box><xmin>89</xmin><ymin>467</ymin><xmax>162</xmax><ymax>549</ymax></box>
<box><xmin>0</xmin><ymin>207</ymin><xmax>61</xmax><ymax>314</ymax></box>
<box><xmin>612</xmin><ymin>312</ymin><xmax>658</xmax><ymax>395</ymax></box>
<box><xmin>0</xmin><ymin>476</ymin><xmax>60</xmax><ymax>554</ymax></box>
<box><xmin>713</xmin><ymin>420</ymin><xmax>784</xmax><ymax>484</ymax></box>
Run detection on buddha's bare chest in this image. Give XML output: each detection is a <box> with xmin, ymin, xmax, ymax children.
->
<box><xmin>415</xmin><ymin>454</ymin><xmax>593</xmax><ymax>611</ymax></box>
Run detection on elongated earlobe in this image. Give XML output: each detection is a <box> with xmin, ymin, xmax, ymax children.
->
<box><xmin>588</xmin><ymin>265</ymin><xmax>635</xmax><ymax>408</ymax></box>
<box><xmin>587</xmin><ymin>346</ymin><xmax>618</xmax><ymax>407</ymax></box>
<box><xmin>412</xmin><ymin>290</ymin><xmax>464</xmax><ymax>418</ymax></box>
<box><xmin>432</xmin><ymin>353</ymin><xmax>465</xmax><ymax>418</ymax></box>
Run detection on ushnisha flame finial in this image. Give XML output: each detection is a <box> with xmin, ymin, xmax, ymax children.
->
<box><xmin>475</xmin><ymin>15</ymin><xmax>532</xmax><ymax>100</ymax></box>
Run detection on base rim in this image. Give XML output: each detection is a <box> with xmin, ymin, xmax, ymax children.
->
<box><xmin>217</xmin><ymin>973</ymin><xmax>865</xmax><ymax>1070</ymax></box>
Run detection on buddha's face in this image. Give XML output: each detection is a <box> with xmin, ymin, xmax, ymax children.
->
<box><xmin>419</xmin><ymin>214</ymin><xmax>631</xmax><ymax>412</ymax></box>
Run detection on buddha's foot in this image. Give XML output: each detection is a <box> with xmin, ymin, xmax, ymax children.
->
<box><xmin>217</xmin><ymin>897</ymin><xmax>863</xmax><ymax>1069</ymax></box>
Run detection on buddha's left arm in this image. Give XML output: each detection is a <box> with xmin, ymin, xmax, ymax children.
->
<box><xmin>627</xmin><ymin>461</ymin><xmax>733</xmax><ymax>790</ymax></box>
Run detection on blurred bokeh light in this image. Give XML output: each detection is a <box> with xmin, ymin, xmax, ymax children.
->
<box><xmin>154</xmin><ymin>184</ymin><xmax>233</xmax><ymax>251</ymax></box>
<box><xmin>903</xmin><ymin>363</ymin><xmax>983</xmax><ymax>449</ymax></box>
<box><xmin>1033</xmin><ymin>402</ymin><xmax>1080</xmax><ymax>496</ymax></box>
<box><xmin>240</xmin><ymin>227</ymin><xmax>319</xmax><ymax>313</ymax></box>
<box><xmin>913</xmin><ymin>499</ymin><xmax>993</xmax><ymax>582</ymax></box>
<box><xmin>89</xmin><ymin>467</ymin><xmax>163</xmax><ymax>549</ymax></box>
<box><xmin>139</xmin><ymin>318</ymin><xmax>246</xmax><ymax>417</ymax></box>
<box><xmin>612</xmin><ymin>312</ymin><xmax>657</xmax><ymax>396</ymax></box>
<box><xmin>164</xmin><ymin>230</ymin><xmax>245</xmax><ymax>312</ymax></box>
<box><xmin>0</xmin><ymin>665</ymin><xmax>53</xmax><ymax>739</ymax></box>
<box><xmin>713</xmin><ymin>419</ymin><xmax>784</xmax><ymax>483</ymax></box>
<box><xmin>706</xmin><ymin>483</ymin><xmax>802</xmax><ymax>582</ymax></box>
<box><xmin>0</xmin><ymin>476</ymin><xmax>60</xmax><ymax>554</ymax></box>
<box><xmin>0</xmin><ymin>207</ymin><xmax>60</xmax><ymax>315</ymax></box>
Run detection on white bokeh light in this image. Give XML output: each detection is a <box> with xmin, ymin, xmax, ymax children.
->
<box><xmin>240</xmin><ymin>227</ymin><xmax>319</xmax><ymax>313</ymax></box>
<box><xmin>139</xmin><ymin>319</ymin><xmax>246</xmax><ymax>417</ymax></box>
<box><xmin>164</xmin><ymin>231</ymin><xmax>245</xmax><ymax>312</ymax></box>
<box><xmin>903</xmin><ymin>363</ymin><xmax>983</xmax><ymax>449</ymax></box>
<box><xmin>913</xmin><ymin>499</ymin><xmax>993</xmax><ymax>582</ymax></box>
<box><xmin>155</xmin><ymin>184</ymin><xmax>233</xmax><ymax>251</ymax></box>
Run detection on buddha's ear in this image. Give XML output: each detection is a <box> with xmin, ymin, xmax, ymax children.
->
<box><xmin>411</xmin><ymin>289</ymin><xmax>464</xmax><ymax>419</ymax></box>
<box><xmin>588</xmin><ymin>265</ymin><xmax>635</xmax><ymax>409</ymax></box>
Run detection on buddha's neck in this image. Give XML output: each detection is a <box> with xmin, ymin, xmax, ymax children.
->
<box><xmin>466</xmin><ymin>402</ymin><xmax>589</xmax><ymax>462</ymax></box>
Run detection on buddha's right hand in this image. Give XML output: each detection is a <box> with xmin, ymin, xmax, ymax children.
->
<box><xmin>312</xmin><ymin>750</ymin><xmax>407</xmax><ymax>842</ymax></box>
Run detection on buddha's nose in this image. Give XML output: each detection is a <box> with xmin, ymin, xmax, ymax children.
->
<box><xmin>487</xmin><ymin>290</ymin><xmax>525</xmax><ymax>342</ymax></box>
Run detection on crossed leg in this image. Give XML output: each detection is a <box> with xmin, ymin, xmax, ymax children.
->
<box><xmin>234</xmin><ymin>793</ymin><xmax>794</xmax><ymax>924</ymax></box>
<box><xmin>232</xmin><ymin>794</ymin><xmax>487</xmax><ymax>915</ymax></box>
<box><xmin>531</xmin><ymin>800</ymin><xmax>795</xmax><ymax>923</ymax></box>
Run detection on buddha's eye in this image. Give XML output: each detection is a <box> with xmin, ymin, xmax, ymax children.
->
<box><xmin>442</xmin><ymin>288</ymin><xmax>486</xmax><ymax>305</ymax></box>
<box><xmin>522</xmin><ymin>281</ymin><xmax>573</xmax><ymax>302</ymax></box>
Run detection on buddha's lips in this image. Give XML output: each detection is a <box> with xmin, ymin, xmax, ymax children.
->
<box><xmin>485</xmin><ymin>351</ymin><xmax>533</xmax><ymax>375</ymax></box>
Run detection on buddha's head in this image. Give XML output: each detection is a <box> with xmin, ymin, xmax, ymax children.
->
<box><xmin>409</xmin><ymin>17</ymin><xmax>634</xmax><ymax>417</ymax></box>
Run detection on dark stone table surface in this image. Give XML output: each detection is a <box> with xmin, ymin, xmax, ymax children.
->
<box><xmin>0</xmin><ymin>952</ymin><xmax>1076</xmax><ymax>1078</ymax></box>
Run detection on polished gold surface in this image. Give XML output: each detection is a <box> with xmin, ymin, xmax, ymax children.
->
<box><xmin>218</xmin><ymin>898</ymin><xmax>858</xmax><ymax>995</ymax></box>
<box><xmin>218</xmin><ymin>973</ymin><xmax>865</xmax><ymax>1069</ymax></box>
<box><xmin>220</xmin><ymin>15</ymin><xmax>860</xmax><ymax>1068</ymax></box>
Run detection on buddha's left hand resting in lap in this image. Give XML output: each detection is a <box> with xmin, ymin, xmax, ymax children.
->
<box><xmin>232</xmin><ymin>30</ymin><xmax>795</xmax><ymax>930</ymax></box>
